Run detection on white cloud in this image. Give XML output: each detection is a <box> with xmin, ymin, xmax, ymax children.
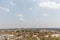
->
<box><xmin>20</xmin><ymin>18</ymin><xmax>24</xmax><ymax>21</ymax></box>
<box><xmin>43</xmin><ymin>13</ymin><xmax>48</xmax><ymax>16</ymax></box>
<box><xmin>33</xmin><ymin>0</ymin><xmax>36</xmax><ymax>2</ymax></box>
<box><xmin>16</xmin><ymin>14</ymin><xmax>24</xmax><ymax>21</ymax></box>
<box><xmin>17</xmin><ymin>14</ymin><xmax>24</xmax><ymax>17</ymax></box>
<box><xmin>29</xmin><ymin>8</ymin><xmax>32</xmax><ymax>10</ymax></box>
<box><xmin>3</xmin><ymin>8</ymin><xmax>10</xmax><ymax>12</ymax></box>
<box><xmin>39</xmin><ymin>1</ymin><xmax>60</xmax><ymax>9</ymax></box>
<box><xmin>0</xmin><ymin>7</ymin><xmax>10</xmax><ymax>12</ymax></box>
<box><xmin>10</xmin><ymin>1</ymin><xmax>16</xmax><ymax>6</ymax></box>
<box><xmin>8</xmin><ymin>0</ymin><xmax>16</xmax><ymax>6</ymax></box>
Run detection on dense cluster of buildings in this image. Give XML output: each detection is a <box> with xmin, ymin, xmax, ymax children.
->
<box><xmin>0</xmin><ymin>29</ymin><xmax>59</xmax><ymax>40</ymax></box>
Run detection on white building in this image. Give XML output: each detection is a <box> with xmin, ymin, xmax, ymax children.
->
<box><xmin>51</xmin><ymin>34</ymin><xmax>60</xmax><ymax>37</ymax></box>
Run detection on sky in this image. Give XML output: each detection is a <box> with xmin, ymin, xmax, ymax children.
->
<box><xmin>0</xmin><ymin>0</ymin><xmax>60</xmax><ymax>28</ymax></box>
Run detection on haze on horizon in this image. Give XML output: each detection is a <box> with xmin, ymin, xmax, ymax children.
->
<box><xmin>0</xmin><ymin>0</ymin><xmax>60</xmax><ymax>28</ymax></box>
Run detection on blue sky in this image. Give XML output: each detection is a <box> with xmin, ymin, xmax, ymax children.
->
<box><xmin>0</xmin><ymin>0</ymin><xmax>60</xmax><ymax>28</ymax></box>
